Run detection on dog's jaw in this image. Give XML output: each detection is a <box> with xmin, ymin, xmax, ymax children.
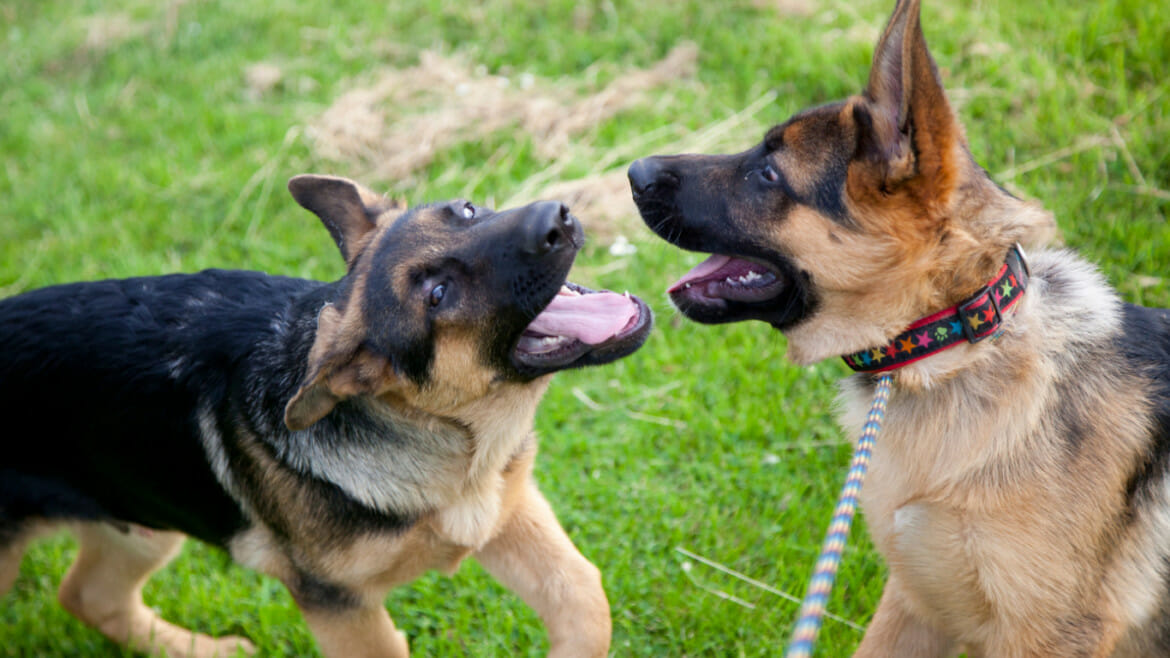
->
<box><xmin>511</xmin><ymin>282</ymin><xmax>653</xmax><ymax>377</ymax></box>
<box><xmin>657</xmin><ymin>247</ymin><xmax>815</xmax><ymax>331</ymax></box>
<box><xmin>628</xmin><ymin>155</ymin><xmax>819</xmax><ymax>331</ymax></box>
<box><xmin>668</xmin><ymin>254</ymin><xmax>786</xmax><ymax>304</ymax></box>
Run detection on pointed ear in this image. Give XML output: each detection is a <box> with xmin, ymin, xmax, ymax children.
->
<box><xmin>283</xmin><ymin>303</ymin><xmax>402</xmax><ymax>431</ymax></box>
<box><xmin>288</xmin><ymin>174</ymin><xmax>389</xmax><ymax>267</ymax></box>
<box><xmin>860</xmin><ymin>0</ymin><xmax>958</xmax><ymax>185</ymax></box>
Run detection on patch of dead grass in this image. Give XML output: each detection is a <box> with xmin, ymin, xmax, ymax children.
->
<box><xmin>306</xmin><ymin>44</ymin><xmax>698</xmax><ymax>186</ymax></box>
<box><xmin>305</xmin><ymin>44</ymin><xmax>782</xmax><ymax>242</ymax></box>
<box><xmin>81</xmin><ymin>14</ymin><xmax>150</xmax><ymax>54</ymax></box>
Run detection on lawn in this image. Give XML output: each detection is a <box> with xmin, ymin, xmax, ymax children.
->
<box><xmin>1</xmin><ymin>0</ymin><xmax>1166</xmax><ymax>656</ymax></box>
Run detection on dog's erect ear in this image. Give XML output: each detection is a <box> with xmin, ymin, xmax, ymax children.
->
<box><xmin>284</xmin><ymin>303</ymin><xmax>403</xmax><ymax>431</ymax></box>
<box><xmin>859</xmin><ymin>0</ymin><xmax>961</xmax><ymax>187</ymax></box>
<box><xmin>288</xmin><ymin>174</ymin><xmax>389</xmax><ymax>268</ymax></box>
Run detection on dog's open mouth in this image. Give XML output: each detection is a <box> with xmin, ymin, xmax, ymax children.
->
<box><xmin>660</xmin><ymin>252</ymin><xmax>813</xmax><ymax>328</ymax></box>
<box><xmin>513</xmin><ymin>282</ymin><xmax>652</xmax><ymax>375</ymax></box>
<box><xmin>669</xmin><ymin>254</ymin><xmax>787</xmax><ymax>306</ymax></box>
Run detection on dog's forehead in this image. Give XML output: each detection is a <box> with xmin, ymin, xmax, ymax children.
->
<box><xmin>766</xmin><ymin>101</ymin><xmax>852</xmax><ymax>153</ymax></box>
<box><xmin>385</xmin><ymin>201</ymin><xmax>465</xmax><ymax>238</ymax></box>
<box><xmin>364</xmin><ymin>201</ymin><xmax>479</xmax><ymax>263</ymax></box>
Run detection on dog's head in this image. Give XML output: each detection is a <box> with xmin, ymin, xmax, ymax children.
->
<box><xmin>629</xmin><ymin>0</ymin><xmax>1054</xmax><ymax>364</ymax></box>
<box><xmin>282</xmin><ymin>175</ymin><xmax>652</xmax><ymax>430</ymax></box>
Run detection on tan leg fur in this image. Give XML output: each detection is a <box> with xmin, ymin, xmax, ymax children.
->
<box><xmin>57</xmin><ymin>523</ymin><xmax>255</xmax><ymax>658</ymax></box>
<box><xmin>853</xmin><ymin>577</ymin><xmax>955</xmax><ymax>658</ymax></box>
<box><xmin>300</xmin><ymin>604</ymin><xmax>410</xmax><ymax>658</ymax></box>
<box><xmin>475</xmin><ymin>479</ymin><xmax>611</xmax><ymax>658</ymax></box>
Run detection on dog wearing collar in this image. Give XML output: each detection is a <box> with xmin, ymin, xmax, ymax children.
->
<box><xmin>629</xmin><ymin>0</ymin><xmax>1170</xmax><ymax>655</ymax></box>
<box><xmin>0</xmin><ymin>174</ymin><xmax>652</xmax><ymax>657</ymax></box>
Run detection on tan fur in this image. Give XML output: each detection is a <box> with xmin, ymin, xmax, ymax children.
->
<box><xmin>5</xmin><ymin>522</ymin><xmax>256</xmax><ymax>658</ymax></box>
<box><xmin>300</xmin><ymin>605</ymin><xmax>411</xmax><ymax>658</ymax></box>
<box><xmin>842</xmin><ymin>252</ymin><xmax>1156</xmax><ymax>656</ymax></box>
<box><xmin>54</xmin><ymin>523</ymin><xmax>255</xmax><ymax>658</ymax></box>
<box><xmin>407</xmin><ymin>327</ymin><xmax>512</xmax><ymax>413</ymax></box>
<box><xmin>474</xmin><ymin>475</ymin><xmax>612</xmax><ymax>658</ymax></box>
<box><xmin>228</xmin><ymin>444</ymin><xmax>610</xmax><ymax>658</ymax></box>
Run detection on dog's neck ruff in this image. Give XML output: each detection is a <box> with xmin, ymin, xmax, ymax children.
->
<box><xmin>842</xmin><ymin>245</ymin><xmax>1030</xmax><ymax>373</ymax></box>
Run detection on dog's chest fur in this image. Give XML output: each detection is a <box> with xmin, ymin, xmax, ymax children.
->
<box><xmin>279</xmin><ymin>408</ymin><xmax>525</xmax><ymax>546</ymax></box>
<box><xmin>226</xmin><ymin>409</ymin><xmax>540</xmax><ymax>593</ymax></box>
<box><xmin>208</xmin><ymin>377</ymin><xmax>546</xmax><ymax>558</ymax></box>
<box><xmin>838</xmin><ymin>249</ymin><xmax>1170</xmax><ymax>645</ymax></box>
<box><xmin>209</xmin><ymin>325</ymin><xmax>550</xmax><ymax>592</ymax></box>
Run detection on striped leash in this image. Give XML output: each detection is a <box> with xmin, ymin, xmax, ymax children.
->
<box><xmin>784</xmin><ymin>373</ymin><xmax>893</xmax><ymax>657</ymax></box>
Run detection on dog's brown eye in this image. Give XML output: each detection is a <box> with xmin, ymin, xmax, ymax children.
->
<box><xmin>429</xmin><ymin>283</ymin><xmax>447</xmax><ymax>307</ymax></box>
<box><xmin>461</xmin><ymin>203</ymin><xmax>475</xmax><ymax>220</ymax></box>
<box><xmin>761</xmin><ymin>165</ymin><xmax>780</xmax><ymax>183</ymax></box>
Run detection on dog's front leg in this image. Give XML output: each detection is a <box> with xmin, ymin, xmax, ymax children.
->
<box><xmin>299</xmin><ymin>603</ymin><xmax>410</xmax><ymax>658</ymax></box>
<box><xmin>474</xmin><ymin>480</ymin><xmax>611</xmax><ymax>658</ymax></box>
<box><xmin>854</xmin><ymin>577</ymin><xmax>953</xmax><ymax>658</ymax></box>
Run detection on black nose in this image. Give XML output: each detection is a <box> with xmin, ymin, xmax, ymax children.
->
<box><xmin>628</xmin><ymin>157</ymin><xmax>676</xmax><ymax>196</ymax></box>
<box><xmin>522</xmin><ymin>201</ymin><xmax>576</xmax><ymax>255</ymax></box>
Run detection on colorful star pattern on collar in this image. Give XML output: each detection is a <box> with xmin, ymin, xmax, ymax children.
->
<box><xmin>842</xmin><ymin>245</ymin><xmax>1030</xmax><ymax>373</ymax></box>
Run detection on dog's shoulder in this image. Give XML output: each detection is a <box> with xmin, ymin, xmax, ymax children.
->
<box><xmin>1026</xmin><ymin>250</ymin><xmax>1170</xmax><ymax>504</ymax></box>
<box><xmin>1024</xmin><ymin>249</ymin><xmax>1123</xmax><ymax>347</ymax></box>
<box><xmin>1121</xmin><ymin>303</ymin><xmax>1170</xmax><ymax>365</ymax></box>
<box><xmin>1119</xmin><ymin>302</ymin><xmax>1170</xmax><ymax>497</ymax></box>
<box><xmin>1029</xmin><ymin>249</ymin><xmax>1170</xmax><ymax>371</ymax></box>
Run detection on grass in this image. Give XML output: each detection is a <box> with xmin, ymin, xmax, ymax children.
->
<box><xmin>1</xmin><ymin>0</ymin><xmax>1167</xmax><ymax>655</ymax></box>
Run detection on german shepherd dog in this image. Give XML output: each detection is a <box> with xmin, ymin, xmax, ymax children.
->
<box><xmin>630</xmin><ymin>1</ymin><xmax>1170</xmax><ymax>655</ymax></box>
<box><xmin>0</xmin><ymin>174</ymin><xmax>652</xmax><ymax>657</ymax></box>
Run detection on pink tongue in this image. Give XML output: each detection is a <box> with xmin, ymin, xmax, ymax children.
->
<box><xmin>669</xmin><ymin>254</ymin><xmax>733</xmax><ymax>292</ymax></box>
<box><xmin>526</xmin><ymin>291</ymin><xmax>638</xmax><ymax>345</ymax></box>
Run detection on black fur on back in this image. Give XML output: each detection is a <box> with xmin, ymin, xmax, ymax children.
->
<box><xmin>0</xmin><ymin>270</ymin><xmax>414</xmax><ymax>547</ymax></box>
<box><xmin>1121</xmin><ymin>304</ymin><xmax>1170</xmax><ymax>508</ymax></box>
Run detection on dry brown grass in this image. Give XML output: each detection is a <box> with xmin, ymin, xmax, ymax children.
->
<box><xmin>78</xmin><ymin>1</ymin><xmax>194</xmax><ymax>55</ymax></box>
<box><xmin>81</xmin><ymin>14</ymin><xmax>150</xmax><ymax>54</ymax></box>
<box><xmin>306</xmin><ymin>43</ymin><xmax>782</xmax><ymax>240</ymax></box>
<box><xmin>244</xmin><ymin>62</ymin><xmax>284</xmax><ymax>100</ymax></box>
<box><xmin>306</xmin><ymin>44</ymin><xmax>698</xmax><ymax>183</ymax></box>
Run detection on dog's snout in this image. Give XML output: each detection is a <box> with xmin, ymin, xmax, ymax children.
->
<box><xmin>523</xmin><ymin>201</ymin><xmax>575</xmax><ymax>255</ymax></box>
<box><xmin>628</xmin><ymin>157</ymin><xmax>677</xmax><ymax>196</ymax></box>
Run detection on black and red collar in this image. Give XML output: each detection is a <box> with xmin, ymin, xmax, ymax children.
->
<box><xmin>842</xmin><ymin>245</ymin><xmax>1030</xmax><ymax>373</ymax></box>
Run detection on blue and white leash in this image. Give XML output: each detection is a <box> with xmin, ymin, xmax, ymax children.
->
<box><xmin>784</xmin><ymin>373</ymin><xmax>893</xmax><ymax>657</ymax></box>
